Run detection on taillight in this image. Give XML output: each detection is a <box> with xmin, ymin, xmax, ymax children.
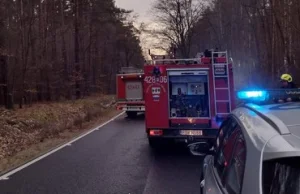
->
<box><xmin>149</xmin><ymin>129</ymin><xmax>163</xmax><ymax>136</ymax></box>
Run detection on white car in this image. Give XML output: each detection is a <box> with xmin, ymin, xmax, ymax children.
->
<box><xmin>189</xmin><ymin>89</ymin><xmax>300</xmax><ymax>194</ymax></box>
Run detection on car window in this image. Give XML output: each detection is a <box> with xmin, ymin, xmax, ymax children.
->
<box><xmin>214</xmin><ymin>121</ymin><xmax>228</xmax><ymax>152</ymax></box>
<box><xmin>224</xmin><ymin>132</ymin><xmax>246</xmax><ymax>194</ymax></box>
<box><xmin>263</xmin><ymin>157</ymin><xmax>300</xmax><ymax>194</ymax></box>
<box><xmin>214</xmin><ymin>118</ymin><xmax>238</xmax><ymax>181</ymax></box>
<box><xmin>214</xmin><ymin>118</ymin><xmax>234</xmax><ymax>153</ymax></box>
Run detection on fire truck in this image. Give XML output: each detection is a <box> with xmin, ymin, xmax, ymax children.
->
<box><xmin>144</xmin><ymin>51</ymin><xmax>235</xmax><ymax>148</ymax></box>
<box><xmin>116</xmin><ymin>67</ymin><xmax>145</xmax><ymax>118</ymax></box>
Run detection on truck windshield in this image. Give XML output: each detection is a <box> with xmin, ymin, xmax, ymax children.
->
<box><xmin>168</xmin><ymin>73</ymin><xmax>209</xmax><ymax>118</ymax></box>
<box><xmin>263</xmin><ymin>157</ymin><xmax>300</xmax><ymax>194</ymax></box>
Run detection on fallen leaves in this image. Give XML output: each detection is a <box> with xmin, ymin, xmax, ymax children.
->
<box><xmin>0</xmin><ymin>94</ymin><xmax>117</xmax><ymax>161</ymax></box>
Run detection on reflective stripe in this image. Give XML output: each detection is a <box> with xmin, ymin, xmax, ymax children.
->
<box><xmin>122</xmin><ymin>106</ymin><xmax>145</xmax><ymax>111</ymax></box>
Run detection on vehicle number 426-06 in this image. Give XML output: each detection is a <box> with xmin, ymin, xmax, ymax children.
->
<box><xmin>144</xmin><ymin>76</ymin><xmax>168</xmax><ymax>84</ymax></box>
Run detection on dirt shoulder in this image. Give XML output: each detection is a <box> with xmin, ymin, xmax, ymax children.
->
<box><xmin>0</xmin><ymin>95</ymin><xmax>123</xmax><ymax>174</ymax></box>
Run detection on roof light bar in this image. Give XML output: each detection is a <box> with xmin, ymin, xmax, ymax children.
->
<box><xmin>237</xmin><ymin>90</ymin><xmax>268</xmax><ymax>101</ymax></box>
<box><xmin>237</xmin><ymin>89</ymin><xmax>300</xmax><ymax>103</ymax></box>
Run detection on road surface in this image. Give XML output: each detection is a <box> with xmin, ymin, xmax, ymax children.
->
<box><xmin>0</xmin><ymin>113</ymin><xmax>203</xmax><ymax>194</ymax></box>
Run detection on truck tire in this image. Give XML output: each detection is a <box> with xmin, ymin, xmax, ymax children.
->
<box><xmin>126</xmin><ymin>111</ymin><xmax>137</xmax><ymax>118</ymax></box>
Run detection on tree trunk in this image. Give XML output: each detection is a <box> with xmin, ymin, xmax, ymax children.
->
<box><xmin>0</xmin><ymin>55</ymin><xmax>9</xmax><ymax>108</ymax></box>
<box><xmin>74</xmin><ymin>0</ymin><xmax>81</xmax><ymax>99</ymax></box>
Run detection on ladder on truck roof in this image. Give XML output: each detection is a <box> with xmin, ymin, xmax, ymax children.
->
<box><xmin>145</xmin><ymin>58</ymin><xmax>202</xmax><ymax>65</ymax></box>
<box><xmin>119</xmin><ymin>66</ymin><xmax>143</xmax><ymax>74</ymax></box>
<box><xmin>212</xmin><ymin>51</ymin><xmax>232</xmax><ymax>117</ymax></box>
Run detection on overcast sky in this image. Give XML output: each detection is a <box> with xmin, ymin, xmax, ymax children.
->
<box><xmin>114</xmin><ymin>0</ymin><xmax>165</xmax><ymax>56</ymax></box>
<box><xmin>114</xmin><ymin>0</ymin><xmax>154</xmax><ymax>23</ymax></box>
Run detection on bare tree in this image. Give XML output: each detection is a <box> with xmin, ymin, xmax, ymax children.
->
<box><xmin>189</xmin><ymin>0</ymin><xmax>300</xmax><ymax>88</ymax></box>
<box><xmin>149</xmin><ymin>0</ymin><xmax>204</xmax><ymax>57</ymax></box>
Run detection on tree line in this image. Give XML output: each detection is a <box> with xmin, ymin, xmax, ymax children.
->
<box><xmin>0</xmin><ymin>0</ymin><xmax>144</xmax><ymax>109</ymax></box>
<box><xmin>149</xmin><ymin>0</ymin><xmax>300</xmax><ymax>88</ymax></box>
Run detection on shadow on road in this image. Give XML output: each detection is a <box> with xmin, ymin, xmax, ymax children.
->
<box><xmin>150</xmin><ymin>142</ymin><xmax>204</xmax><ymax>158</ymax></box>
<box><xmin>125</xmin><ymin>112</ymin><xmax>145</xmax><ymax>120</ymax></box>
<box><xmin>142</xmin><ymin>142</ymin><xmax>203</xmax><ymax>194</ymax></box>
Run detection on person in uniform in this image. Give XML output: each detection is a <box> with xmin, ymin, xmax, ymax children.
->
<box><xmin>280</xmin><ymin>73</ymin><xmax>296</xmax><ymax>88</ymax></box>
<box><xmin>278</xmin><ymin>74</ymin><xmax>297</xmax><ymax>102</ymax></box>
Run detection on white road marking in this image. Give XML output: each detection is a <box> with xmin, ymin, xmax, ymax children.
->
<box><xmin>142</xmin><ymin>159</ymin><xmax>155</xmax><ymax>194</ymax></box>
<box><xmin>0</xmin><ymin>111</ymin><xmax>125</xmax><ymax>181</ymax></box>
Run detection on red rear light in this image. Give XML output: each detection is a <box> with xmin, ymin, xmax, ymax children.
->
<box><xmin>149</xmin><ymin>129</ymin><xmax>163</xmax><ymax>136</ymax></box>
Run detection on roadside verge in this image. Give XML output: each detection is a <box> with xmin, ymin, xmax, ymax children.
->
<box><xmin>0</xmin><ymin>94</ymin><xmax>123</xmax><ymax>175</ymax></box>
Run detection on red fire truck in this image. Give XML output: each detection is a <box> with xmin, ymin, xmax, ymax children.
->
<box><xmin>144</xmin><ymin>51</ymin><xmax>235</xmax><ymax>148</ymax></box>
<box><xmin>116</xmin><ymin>67</ymin><xmax>145</xmax><ymax>118</ymax></box>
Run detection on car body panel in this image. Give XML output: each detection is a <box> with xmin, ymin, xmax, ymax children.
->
<box><xmin>263</xmin><ymin>134</ymin><xmax>300</xmax><ymax>160</ymax></box>
<box><xmin>263</xmin><ymin>103</ymin><xmax>300</xmax><ymax>126</ymax></box>
<box><xmin>203</xmin><ymin>156</ymin><xmax>224</xmax><ymax>194</ymax></box>
<box><xmin>232</xmin><ymin>107</ymin><xmax>278</xmax><ymax>151</ymax></box>
<box><xmin>287</xmin><ymin>125</ymin><xmax>300</xmax><ymax>138</ymax></box>
<box><xmin>201</xmin><ymin>102</ymin><xmax>300</xmax><ymax>194</ymax></box>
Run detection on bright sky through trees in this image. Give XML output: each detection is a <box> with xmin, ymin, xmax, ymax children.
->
<box><xmin>114</xmin><ymin>0</ymin><xmax>165</xmax><ymax>56</ymax></box>
<box><xmin>115</xmin><ymin>0</ymin><xmax>153</xmax><ymax>23</ymax></box>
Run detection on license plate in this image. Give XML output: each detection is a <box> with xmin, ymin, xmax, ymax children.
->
<box><xmin>180</xmin><ymin>130</ymin><xmax>203</xmax><ymax>136</ymax></box>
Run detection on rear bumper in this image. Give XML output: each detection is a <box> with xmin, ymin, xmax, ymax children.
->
<box><xmin>117</xmin><ymin>104</ymin><xmax>145</xmax><ymax>111</ymax></box>
<box><xmin>147</xmin><ymin>128</ymin><xmax>218</xmax><ymax>144</ymax></box>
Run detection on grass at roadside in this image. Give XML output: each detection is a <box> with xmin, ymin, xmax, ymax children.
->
<box><xmin>0</xmin><ymin>94</ymin><xmax>122</xmax><ymax>174</ymax></box>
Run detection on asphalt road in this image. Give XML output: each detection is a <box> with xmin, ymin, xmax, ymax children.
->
<box><xmin>0</xmin><ymin>113</ymin><xmax>203</xmax><ymax>194</ymax></box>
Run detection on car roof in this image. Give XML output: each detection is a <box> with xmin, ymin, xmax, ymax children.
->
<box><xmin>232</xmin><ymin>102</ymin><xmax>300</xmax><ymax>161</ymax></box>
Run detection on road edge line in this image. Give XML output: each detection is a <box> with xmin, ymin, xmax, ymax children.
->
<box><xmin>0</xmin><ymin>111</ymin><xmax>125</xmax><ymax>180</ymax></box>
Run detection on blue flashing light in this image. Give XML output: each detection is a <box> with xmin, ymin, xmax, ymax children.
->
<box><xmin>237</xmin><ymin>90</ymin><xmax>268</xmax><ymax>101</ymax></box>
<box><xmin>236</xmin><ymin>88</ymin><xmax>300</xmax><ymax>104</ymax></box>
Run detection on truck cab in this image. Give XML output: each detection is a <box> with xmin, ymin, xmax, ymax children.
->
<box><xmin>116</xmin><ymin>67</ymin><xmax>145</xmax><ymax>118</ymax></box>
<box><xmin>143</xmin><ymin>51</ymin><xmax>235</xmax><ymax>148</ymax></box>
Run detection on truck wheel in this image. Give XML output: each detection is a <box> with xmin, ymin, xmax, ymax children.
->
<box><xmin>126</xmin><ymin>111</ymin><xmax>137</xmax><ymax>118</ymax></box>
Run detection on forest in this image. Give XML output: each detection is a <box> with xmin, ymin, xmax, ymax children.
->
<box><xmin>1</xmin><ymin>0</ymin><xmax>300</xmax><ymax>108</ymax></box>
<box><xmin>0</xmin><ymin>0</ymin><xmax>144</xmax><ymax>109</ymax></box>
<box><xmin>0</xmin><ymin>0</ymin><xmax>299</xmax><ymax>173</ymax></box>
<box><xmin>149</xmin><ymin>0</ymin><xmax>300</xmax><ymax>89</ymax></box>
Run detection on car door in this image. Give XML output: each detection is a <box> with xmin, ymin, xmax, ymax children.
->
<box><xmin>222</xmin><ymin>132</ymin><xmax>246</xmax><ymax>194</ymax></box>
<box><xmin>202</xmin><ymin>116</ymin><xmax>241</xmax><ymax>194</ymax></box>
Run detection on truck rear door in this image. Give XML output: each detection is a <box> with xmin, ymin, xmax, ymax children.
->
<box><xmin>116</xmin><ymin>70</ymin><xmax>145</xmax><ymax>112</ymax></box>
<box><xmin>125</xmin><ymin>80</ymin><xmax>143</xmax><ymax>100</ymax></box>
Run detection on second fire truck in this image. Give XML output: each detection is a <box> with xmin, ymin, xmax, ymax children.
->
<box><xmin>116</xmin><ymin>67</ymin><xmax>145</xmax><ymax>118</ymax></box>
<box><xmin>143</xmin><ymin>51</ymin><xmax>235</xmax><ymax>148</ymax></box>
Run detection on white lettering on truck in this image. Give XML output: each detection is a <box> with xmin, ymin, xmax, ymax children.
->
<box><xmin>127</xmin><ymin>84</ymin><xmax>140</xmax><ymax>90</ymax></box>
<box><xmin>144</xmin><ymin>76</ymin><xmax>168</xmax><ymax>84</ymax></box>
